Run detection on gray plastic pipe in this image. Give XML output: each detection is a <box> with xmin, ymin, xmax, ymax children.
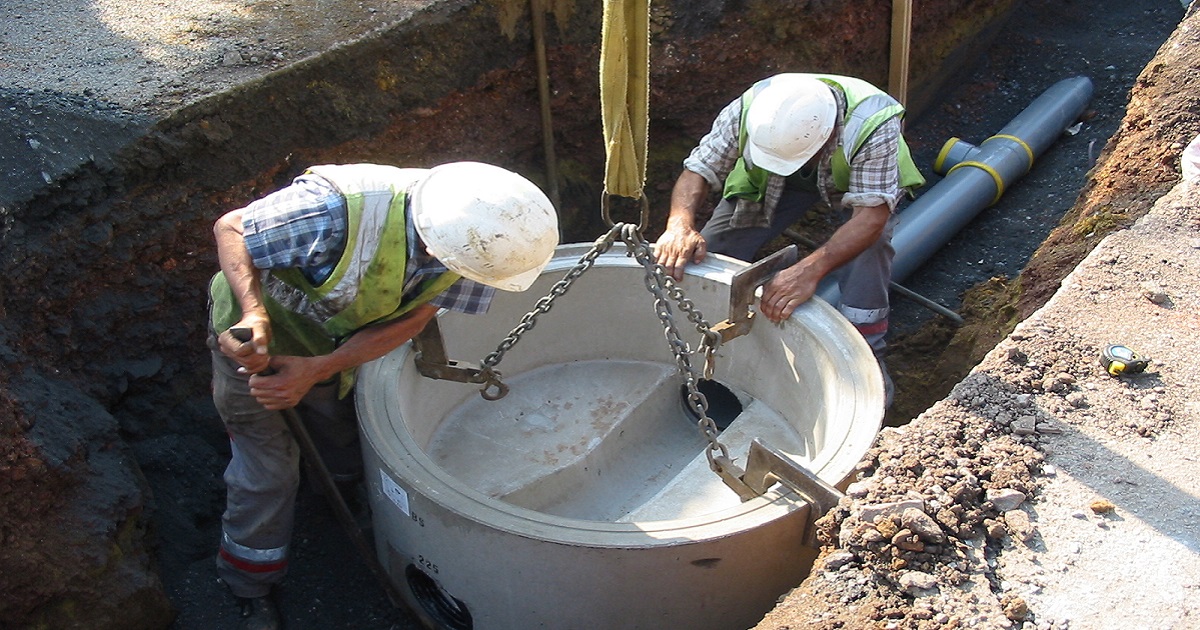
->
<box><xmin>817</xmin><ymin>75</ymin><xmax>1094</xmax><ymax>304</ymax></box>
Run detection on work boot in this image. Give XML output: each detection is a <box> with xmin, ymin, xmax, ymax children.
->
<box><xmin>238</xmin><ymin>593</ymin><xmax>281</xmax><ymax>630</ymax></box>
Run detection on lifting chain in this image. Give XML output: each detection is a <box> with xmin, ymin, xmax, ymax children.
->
<box><xmin>475</xmin><ymin>221</ymin><xmax>735</xmax><ymax>474</ymax></box>
<box><xmin>474</xmin><ymin>223</ymin><xmax>623</xmax><ymax>399</ymax></box>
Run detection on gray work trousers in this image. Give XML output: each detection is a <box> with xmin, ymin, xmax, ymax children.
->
<box><xmin>209</xmin><ymin>341</ymin><xmax>361</xmax><ymax>598</ymax></box>
<box><xmin>701</xmin><ymin>189</ymin><xmax>897</xmax><ymax>404</ymax></box>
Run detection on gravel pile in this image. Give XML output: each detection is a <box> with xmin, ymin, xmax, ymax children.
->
<box><xmin>760</xmin><ymin>179</ymin><xmax>1200</xmax><ymax>629</ymax></box>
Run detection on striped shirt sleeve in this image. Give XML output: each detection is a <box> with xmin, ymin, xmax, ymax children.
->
<box><xmin>841</xmin><ymin>116</ymin><xmax>903</xmax><ymax>211</ymax></box>
<box><xmin>241</xmin><ymin>174</ymin><xmax>348</xmax><ymax>274</ymax></box>
<box><xmin>426</xmin><ymin>277</ymin><xmax>495</xmax><ymax>315</ymax></box>
<box><xmin>683</xmin><ymin>98</ymin><xmax>743</xmax><ymax>189</ymax></box>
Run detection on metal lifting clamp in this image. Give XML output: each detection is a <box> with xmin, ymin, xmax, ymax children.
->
<box><xmin>412</xmin><ymin>318</ymin><xmax>509</xmax><ymax>400</ymax></box>
<box><xmin>412</xmin><ymin>318</ymin><xmax>479</xmax><ymax>382</ymax></box>
<box><xmin>711</xmin><ymin>245</ymin><xmax>800</xmax><ymax>344</ymax></box>
<box><xmin>709</xmin><ymin>439</ymin><xmax>844</xmax><ymax>546</ymax></box>
<box><xmin>696</xmin><ymin>246</ymin><xmax>846</xmax><ymax>543</ymax></box>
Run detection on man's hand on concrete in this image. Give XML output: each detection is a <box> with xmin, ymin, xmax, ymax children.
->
<box><xmin>759</xmin><ymin>262</ymin><xmax>820</xmax><ymax>323</ymax></box>
<box><xmin>653</xmin><ymin>225</ymin><xmax>708</xmax><ymax>281</ymax></box>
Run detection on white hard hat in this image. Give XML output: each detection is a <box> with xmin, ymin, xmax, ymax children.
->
<box><xmin>744</xmin><ymin>74</ymin><xmax>838</xmax><ymax>176</ymax></box>
<box><xmin>411</xmin><ymin>162</ymin><xmax>559</xmax><ymax>292</ymax></box>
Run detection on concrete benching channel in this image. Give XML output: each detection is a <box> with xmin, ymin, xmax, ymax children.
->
<box><xmin>1</xmin><ymin>0</ymin><xmax>1056</xmax><ymax>627</ymax></box>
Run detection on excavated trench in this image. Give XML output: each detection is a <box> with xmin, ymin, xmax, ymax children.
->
<box><xmin>0</xmin><ymin>0</ymin><xmax>1188</xmax><ymax>628</ymax></box>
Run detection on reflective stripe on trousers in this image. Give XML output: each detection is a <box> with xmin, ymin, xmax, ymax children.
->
<box><xmin>219</xmin><ymin>531</ymin><xmax>289</xmax><ymax>574</ymax></box>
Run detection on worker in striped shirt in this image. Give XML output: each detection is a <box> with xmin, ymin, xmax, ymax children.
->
<box><xmin>207</xmin><ymin>161</ymin><xmax>558</xmax><ymax>630</ymax></box>
<box><xmin>655</xmin><ymin>73</ymin><xmax>925</xmax><ymax>406</ymax></box>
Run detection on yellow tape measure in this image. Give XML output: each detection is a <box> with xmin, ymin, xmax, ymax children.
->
<box><xmin>1100</xmin><ymin>344</ymin><xmax>1149</xmax><ymax>376</ymax></box>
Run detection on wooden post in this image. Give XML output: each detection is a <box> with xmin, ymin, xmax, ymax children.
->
<box><xmin>531</xmin><ymin>0</ymin><xmax>561</xmax><ymax>212</ymax></box>
<box><xmin>889</xmin><ymin>0</ymin><xmax>913</xmax><ymax>109</ymax></box>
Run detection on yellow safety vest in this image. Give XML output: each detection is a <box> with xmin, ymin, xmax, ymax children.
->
<box><xmin>209</xmin><ymin>164</ymin><xmax>457</xmax><ymax>395</ymax></box>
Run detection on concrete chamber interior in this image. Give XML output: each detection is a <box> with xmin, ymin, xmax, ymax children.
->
<box><xmin>356</xmin><ymin>243</ymin><xmax>885</xmax><ymax>630</ymax></box>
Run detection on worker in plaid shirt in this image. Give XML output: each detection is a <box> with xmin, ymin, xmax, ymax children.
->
<box><xmin>654</xmin><ymin>73</ymin><xmax>925</xmax><ymax>404</ymax></box>
<box><xmin>206</xmin><ymin>161</ymin><xmax>558</xmax><ymax>630</ymax></box>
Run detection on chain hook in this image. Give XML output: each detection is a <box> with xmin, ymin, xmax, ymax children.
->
<box><xmin>601</xmin><ymin>192</ymin><xmax>650</xmax><ymax>233</ymax></box>
<box><xmin>615</xmin><ymin>225</ymin><xmax>739</xmax><ymax>472</ymax></box>
<box><xmin>698</xmin><ymin>329</ymin><xmax>722</xmax><ymax>381</ymax></box>
<box><xmin>473</xmin><ymin>223</ymin><xmax>626</xmax><ymax>397</ymax></box>
<box><xmin>479</xmin><ymin>372</ymin><xmax>510</xmax><ymax>401</ymax></box>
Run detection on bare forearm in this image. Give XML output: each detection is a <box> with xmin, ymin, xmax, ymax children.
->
<box><xmin>666</xmin><ymin>170</ymin><xmax>711</xmax><ymax>231</ymax></box>
<box><xmin>214</xmin><ymin>209</ymin><xmax>266</xmax><ymax>318</ymax></box>
<box><xmin>759</xmin><ymin>204</ymin><xmax>889</xmax><ymax>322</ymax></box>
<box><xmin>655</xmin><ymin>169</ymin><xmax>714</xmax><ymax>280</ymax></box>
<box><xmin>307</xmin><ymin>304</ymin><xmax>440</xmax><ymax>381</ymax></box>
<box><xmin>797</xmin><ymin>204</ymin><xmax>889</xmax><ymax>279</ymax></box>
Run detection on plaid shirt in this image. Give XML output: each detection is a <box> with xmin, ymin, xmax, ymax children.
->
<box><xmin>683</xmin><ymin>84</ymin><xmax>902</xmax><ymax>227</ymax></box>
<box><xmin>241</xmin><ymin>173</ymin><xmax>494</xmax><ymax>315</ymax></box>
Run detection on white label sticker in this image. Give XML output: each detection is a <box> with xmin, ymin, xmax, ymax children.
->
<box><xmin>380</xmin><ymin>470</ymin><xmax>410</xmax><ymax>516</ymax></box>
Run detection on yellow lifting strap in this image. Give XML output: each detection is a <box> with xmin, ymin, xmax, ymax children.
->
<box><xmin>599</xmin><ymin>0</ymin><xmax>650</xmax><ymax>200</ymax></box>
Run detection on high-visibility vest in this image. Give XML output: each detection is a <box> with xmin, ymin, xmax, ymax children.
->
<box><xmin>209</xmin><ymin>164</ymin><xmax>457</xmax><ymax>394</ymax></box>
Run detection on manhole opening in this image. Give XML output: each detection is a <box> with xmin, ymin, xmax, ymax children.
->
<box><xmin>680</xmin><ymin>379</ymin><xmax>743</xmax><ymax>430</ymax></box>
<box><xmin>406</xmin><ymin>564</ymin><xmax>473</xmax><ymax>630</ymax></box>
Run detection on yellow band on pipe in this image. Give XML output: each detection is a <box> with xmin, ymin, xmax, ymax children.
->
<box><xmin>933</xmin><ymin>137</ymin><xmax>962</xmax><ymax>174</ymax></box>
<box><xmin>946</xmin><ymin>160</ymin><xmax>1006</xmax><ymax>205</ymax></box>
<box><xmin>982</xmin><ymin>134</ymin><xmax>1035</xmax><ymax>173</ymax></box>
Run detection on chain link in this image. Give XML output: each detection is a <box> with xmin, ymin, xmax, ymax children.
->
<box><xmin>616</xmin><ymin>224</ymin><xmax>730</xmax><ymax>469</ymax></box>
<box><xmin>476</xmin><ymin>222</ymin><xmax>734</xmax><ymax>473</ymax></box>
<box><xmin>478</xmin><ymin>223</ymin><xmax>623</xmax><ymax>373</ymax></box>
